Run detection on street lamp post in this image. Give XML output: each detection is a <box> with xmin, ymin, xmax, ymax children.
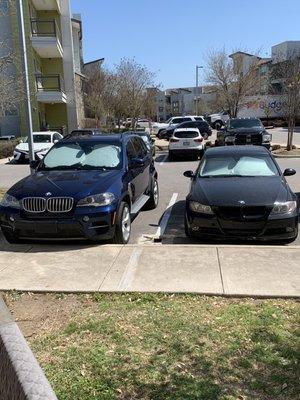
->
<box><xmin>195</xmin><ymin>65</ymin><xmax>203</xmax><ymax>115</ymax></box>
<box><xmin>17</xmin><ymin>0</ymin><xmax>35</xmax><ymax>170</ymax></box>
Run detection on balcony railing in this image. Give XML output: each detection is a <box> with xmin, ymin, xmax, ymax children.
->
<box><xmin>35</xmin><ymin>74</ymin><xmax>64</xmax><ymax>92</ymax></box>
<box><xmin>31</xmin><ymin>19</ymin><xmax>62</xmax><ymax>43</ymax></box>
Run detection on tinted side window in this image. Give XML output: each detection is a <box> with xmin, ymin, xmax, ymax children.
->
<box><xmin>126</xmin><ymin>139</ymin><xmax>137</xmax><ymax>160</ymax></box>
<box><xmin>133</xmin><ymin>137</ymin><xmax>147</xmax><ymax>158</ymax></box>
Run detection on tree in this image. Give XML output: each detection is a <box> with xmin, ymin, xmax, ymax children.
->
<box><xmin>115</xmin><ymin>58</ymin><xmax>156</xmax><ymax>128</ymax></box>
<box><xmin>206</xmin><ymin>49</ymin><xmax>260</xmax><ymax>117</ymax></box>
<box><xmin>0</xmin><ymin>0</ymin><xmax>25</xmax><ymax>121</ymax></box>
<box><xmin>271</xmin><ymin>56</ymin><xmax>300</xmax><ymax>150</ymax></box>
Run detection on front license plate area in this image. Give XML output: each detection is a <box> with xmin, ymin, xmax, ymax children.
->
<box><xmin>35</xmin><ymin>222</ymin><xmax>57</xmax><ymax>234</ymax></box>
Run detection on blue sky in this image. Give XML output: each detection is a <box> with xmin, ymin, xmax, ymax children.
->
<box><xmin>71</xmin><ymin>0</ymin><xmax>300</xmax><ymax>89</ymax></box>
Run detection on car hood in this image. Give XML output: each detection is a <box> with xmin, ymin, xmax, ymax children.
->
<box><xmin>227</xmin><ymin>127</ymin><xmax>265</xmax><ymax>134</ymax></box>
<box><xmin>10</xmin><ymin>169</ymin><xmax>121</xmax><ymax>199</ymax></box>
<box><xmin>190</xmin><ymin>176</ymin><xmax>289</xmax><ymax>206</ymax></box>
<box><xmin>15</xmin><ymin>143</ymin><xmax>53</xmax><ymax>152</ymax></box>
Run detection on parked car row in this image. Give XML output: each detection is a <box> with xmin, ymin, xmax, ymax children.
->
<box><xmin>0</xmin><ymin>127</ymin><xmax>298</xmax><ymax>245</ymax></box>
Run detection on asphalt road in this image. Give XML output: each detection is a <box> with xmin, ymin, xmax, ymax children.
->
<box><xmin>0</xmin><ymin>151</ymin><xmax>299</xmax><ymax>246</ymax></box>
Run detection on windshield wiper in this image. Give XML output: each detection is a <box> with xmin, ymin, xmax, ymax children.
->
<box><xmin>201</xmin><ymin>174</ymin><xmax>252</xmax><ymax>178</ymax></box>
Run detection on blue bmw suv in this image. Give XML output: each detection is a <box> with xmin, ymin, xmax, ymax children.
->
<box><xmin>0</xmin><ymin>132</ymin><xmax>159</xmax><ymax>244</ymax></box>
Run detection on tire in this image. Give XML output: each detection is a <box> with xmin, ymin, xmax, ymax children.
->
<box><xmin>1</xmin><ymin>228</ymin><xmax>21</xmax><ymax>244</ymax></box>
<box><xmin>144</xmin><ymin>178</ymin><xmax>159</xmax><ymax>210</ymax></box>
<box><xmin>198</xmin><ymin>149</ymin><xmax>205</xmax><ymax>159</ymax></box>
<box><xmin>112</xmin><ymin>202</ymin><xmax>131</xmax><ymax>244</ymax></box>
<box><xmin>214</xmin><ymin>121</ymin><xmax>223</xmax><ymax>130</ymax></box>
<box><xmin>168</xmin><ymin>151</ymin><xmax>175</xmax><ymax>161</ymax></box>
<box><xmin>214</xmin><ymin>140</ymin><xmax>219</xmax><ymax>147</ymax></box>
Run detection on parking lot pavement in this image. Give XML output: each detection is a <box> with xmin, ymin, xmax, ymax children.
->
<box><xmin>0</xmin><ymin>161</ymin><xmax>30</xmax><ymax>188</ymax></box>
<box><xmin>268</xmin><ymin>126</ymin><xmax>300</xmax><ymax>146</ymax></box>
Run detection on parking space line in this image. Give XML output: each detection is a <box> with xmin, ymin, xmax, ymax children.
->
<box><xmin>118</xmin><ymin>247</ymin><xmax>143</xmax><ymax>290</ymax></box>
<box><xmin>159</xmin><ymin>154</ymin><xmax>168</xmax><ymax>165</ymax></box>
<box><xmin>155</xmin><ymin>192</ymin><xmax>178</xmax><ymax>239</ymax></box>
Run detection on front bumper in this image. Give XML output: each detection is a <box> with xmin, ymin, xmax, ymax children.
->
<box><xmin>185</xmin><ymin>210</ymin><xmax>298</xmax><ymax>241</ymax></box>
<box><xmin>0</xmin><ymin>205</ymin><xmax>118</xmax><ymax>241</ymax></box>
<box><xmin>169</xmin><ymin>147</ymin><xmax>203</xmax><ymax>155</ymax></box>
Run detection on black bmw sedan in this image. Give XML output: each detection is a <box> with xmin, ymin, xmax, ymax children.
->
<box><xmin>184</xmin><ymin>146</ymin><xmax>298</xmax><ymax>243</ymax></box>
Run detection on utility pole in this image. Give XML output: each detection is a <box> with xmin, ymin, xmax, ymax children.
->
<box><xmin>195</xmin><ymin>65</ymin><xmax>203</xmax><ymax>115</ymax></box>
<box><xmin>18</xmin><ymin>0</ymin><xmax>35</xmax><ymax>169</ymax></box>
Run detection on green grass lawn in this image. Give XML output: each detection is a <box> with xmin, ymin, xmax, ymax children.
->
<box><xmin>5</xmin><ymin>293</ymin><xmax>300</xmax><ymax>400</ymax></box>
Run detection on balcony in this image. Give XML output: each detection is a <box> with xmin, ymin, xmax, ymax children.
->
<box><xmin>30</xmin><ymin>0</ymin><xmax>60</xmax><ymax>12</ymax></box>
<box><xmin>35</xmin><ymin>74</ymin><xmax>66</xmax><ymax>103</ymax></box>
<box><xmin>31</xmin><ymin>20</ymin><xmax>63</xmax><ymax>58</ymax></box>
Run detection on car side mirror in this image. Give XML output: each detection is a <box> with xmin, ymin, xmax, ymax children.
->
<box><xmin>183</xmin><ymin>170</ymin><xmax>195</xmax><ymax>178</ymax></box>
<box><xmin>30</xmin><ymin>160</ymin><xmax>39</xmax><ymax>170</ymax></box>
<box><xmin>130</xmin><ymin>157</ymin><xmax>145</xmax><ymax>168</ymax></box>
<box><xmin>283</xmin><ymin>168</ymin><xmax>296</xmax><ymax>176</ymax></box>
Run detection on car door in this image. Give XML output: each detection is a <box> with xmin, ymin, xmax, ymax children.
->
<box><xmin>126</xmin><ymin>138</ymin><xmax>141</xmax><ymax>202</ymax></box>
<box><xmin>132</xmin><ymin>137</ymin><xmax>151</xmax><ymax>196</ymax></box>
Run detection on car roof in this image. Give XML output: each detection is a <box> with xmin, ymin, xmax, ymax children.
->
<box><xmin>60</xmin><ymin>132</ymin><xmax>140</xmax><ymax>144</ymax></box>
<box><xmin>229</xmin><ymin>117</ymin><xmax>260</xmax><ymax>121</ymax></box>
<box><xmin>205</xmin><ymin>145</ymin><xmax>270</xmax><ymax>156</ymax></box>
<box><xmin>32</xmin><ymin>131</ymin><xmax>58</xmax><ymax>135</ymax></box>
<box><xmin>174</xmin><ymin>127</ymin><xmax>200</xmax><ymax>132</ymax></box>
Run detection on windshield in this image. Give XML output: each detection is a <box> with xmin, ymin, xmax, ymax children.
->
<box><xmin>199</xmin><ymin>155</ymin><xmax>279</xmax><ymax>177</ymax></box>
<box><xmin>228</xmin><ymin>119</ymin><xmax>263</xmax><ymax>129</ymax></box>
<box><xmin>25</xmin><ymin>135</ymin><xmax>52</xmax><ymax>143</ymax></box>
<box><xmin>40</xmin><ymin>141</ymin><xmax>122</xmax><ymax>170</ymax></box>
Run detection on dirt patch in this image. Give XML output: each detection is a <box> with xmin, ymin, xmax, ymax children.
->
<box><xmin>2</xmin><ymin>292</ymin><xmax>97</xmax><ymax>339</ymax></box>
<box><xmin>273</xmin><ymin>148</ymin><xmax>300</xmax><ymax>156</ymax></box>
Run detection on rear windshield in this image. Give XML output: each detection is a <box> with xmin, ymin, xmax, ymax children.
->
<box><xmin>174</xmin><ymin>131</ymin><xmax>198</xmax><ymax>138</ymax></box>
<box><xmin>171</xmin><ymin>117</ymin><xmax>192</xmax><ymax>124</ymax></box>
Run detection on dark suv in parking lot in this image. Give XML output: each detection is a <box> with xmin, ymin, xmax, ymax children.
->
<box><xmin>0</xmin><ymin>132</ymin><xmax>159</xmax><ymax>244</ymax></box>
<box><xmin>216</xmin><ymin>118</ymin><xmax>272</xmax><ymax>149</ymax></box>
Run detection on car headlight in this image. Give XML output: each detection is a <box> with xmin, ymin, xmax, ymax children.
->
<box><xmin>0</xmin><ymin>193</ymin><xmax>21</xmax><ymax>209</ymax></box>
<box><xmin>77</xmin><ymin>193</ymin><xmax>115</xmax><ymax>207</ymax></box>
<box><xmin>189</xmin><ymin>201</ymin><xmax>214</xmax><ymax>214</ymax></box>
<box><xmin>270</xmin><ymin>201</ymin><xmax>297</xmax><ymax>215</ymax></box>
<box><xmin>225</xmin><ymin>136</ymin><xmax>235</xmax><ymax>143</ymax></box>
<box><xmin>262</xmin><ymin>133</ymin><xmax>272</xmax><ymax>142</ymax></box>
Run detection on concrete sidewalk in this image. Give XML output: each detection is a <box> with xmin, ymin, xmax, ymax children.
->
<box><xmin>0</xmin><ymin>242</ymin><xmax>299</xmax><ymax>297</ymax></box>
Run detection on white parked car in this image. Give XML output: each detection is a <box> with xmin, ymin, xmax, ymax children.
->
<box><xmin>13</xmin><ymin>131</ymin><xmax>63</xmax><ymax>163</ymax></box>
<box><xmin>168</xmin><ymin>128</ymin><xmax>205</xmax><ymax>160</ymax></box>
<box><xmin>153</xmin><ymin>115</ymin><xmax>204</xmax><ymax>137</ymax></box>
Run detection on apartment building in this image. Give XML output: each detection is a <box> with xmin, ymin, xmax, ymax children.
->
<box><xmin>156</xmin><ymin>86</ymin><xmax>216</xmax><ymax>121</ymax></box>
<box><xmin>0</xmin><ymin>0</ymin><xmax>85</xmax><ymax>137</ymax></box>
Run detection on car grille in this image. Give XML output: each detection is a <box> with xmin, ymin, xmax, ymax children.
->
<box><xmin>235</xmin><ymin>134</ymin><xmax>262</xmax><ymax>145</ymax></box>
<box><xmin>22</xmin><ymin>197</ymin><xmax>74</xmax><ymax>213</ymax></box>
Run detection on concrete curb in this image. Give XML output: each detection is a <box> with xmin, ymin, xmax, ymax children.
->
<box><xmin>0</xmin><ymin>296</ymin><xmax>57</xmax><ymax>399</ymax></box>
<box><xmin>0</xmin><ymin>157</ymin><xmax>11</xmax><ymax>165</ymax></box>
<box><xmin>273</xmin><ymin>153</ymin><xmax>300</xmax><ymax>158</ymax></box>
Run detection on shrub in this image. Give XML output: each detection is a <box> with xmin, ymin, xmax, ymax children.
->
<box><xmin>0</xmin><ymin>140</ymin><xmax>18</xmax><ymax>159</ymax></box>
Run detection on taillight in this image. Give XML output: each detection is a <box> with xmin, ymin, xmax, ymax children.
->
<box><xmin>194</xmin><ymin>138</ymin><xmax>203</xmax><ymax>143</ymax></box>
<box><xmin>170</xmin><ymin>138</ymin><xmax>179</xmax><ymax>142</ymax></box>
